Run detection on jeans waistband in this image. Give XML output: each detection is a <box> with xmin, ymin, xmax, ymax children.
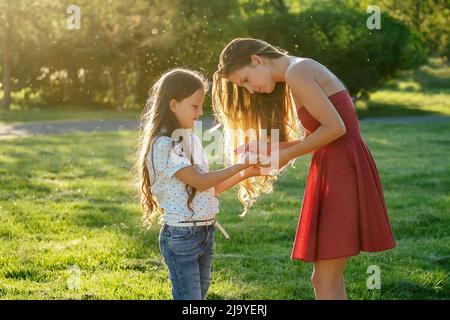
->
<box><xmin>164</xmin><ymin>218</ymin><xmax>230</xmax><ymax>240</ymax></box>
<box><xmin>166</xmin><ymin>217</ymin><xmax>216</xmax><ymax>227</ymax></box>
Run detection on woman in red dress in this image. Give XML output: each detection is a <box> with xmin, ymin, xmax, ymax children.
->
<box><xmin>212</xmin><ymin>38</ymin><xmax>396</xmax><ymax>300</ymax></box>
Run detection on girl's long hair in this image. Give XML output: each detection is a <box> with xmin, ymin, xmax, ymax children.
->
<box><xmin>137</xmin><ymin>68</ymin><xmax>209</xmax><ymax>228</ymax></box>
<box><xmin>212</xmin><ymin>38</ymin><xmax>301</xmax><ymax>216</ymax></box>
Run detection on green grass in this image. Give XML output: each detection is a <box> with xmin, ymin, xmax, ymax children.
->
<box><xmin>0</xmin><ymin>121</ymin><xmax>448</xmax><ymax>299</ymax></box>
<box><xmin>355</xmin><ymin>57</ymin><xmax>450</xmax><ymax>118</ymax></box>
<box><xmin>0</xmin><ymin>106</ymin><xmax>140</xmax><ymax>125</ymax></box>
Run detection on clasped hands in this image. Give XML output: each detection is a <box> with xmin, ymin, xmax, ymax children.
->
<box><xmin>234</xmin><ymin>139</ymin><xmax>293</xmax><ymax>177</ymax></box>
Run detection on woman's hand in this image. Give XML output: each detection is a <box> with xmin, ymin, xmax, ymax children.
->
<box><xmin>236</xmin><ymin>150</ymin><xmax>267</xmax><ymax>168</ymax></box>
<box><xmin>259</xmin><ymin>148</ymin><xmax>293</xmax><ymax>170</ymax></box>
<box><xmin>234</xmin><ymin>139</ymin><xmax>294</xmax><ymax>170</ymax></box>
<box><xmin>234</xmin><ymin>139</ymin><xmax>272</xmax><ymax>157</ymax></box>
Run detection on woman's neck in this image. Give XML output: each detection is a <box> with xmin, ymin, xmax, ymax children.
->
<box><xmin>271</xmin><ymin>55</ymin><xmax>297</xmax><ymax>82</ymax></box>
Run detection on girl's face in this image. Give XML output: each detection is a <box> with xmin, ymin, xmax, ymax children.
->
<box><xmin>227</xmin><ymin>55</ymin><xmax>276</xmax><ymax>94</ymax></box>
<box><xmin>170</xmin><ymin>88</ymin><xmax>205</xmax><ymax>129</ymax></box>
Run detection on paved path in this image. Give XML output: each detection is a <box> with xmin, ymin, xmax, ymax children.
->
<box><xmin>0</xmin><ymin>117</ymin><xmax>217</xmax><ymax>138</ymax></box>
<box><xmin>0</xmin><ymin>115</ymin><xmax>448</xmax><ymax>138</ymax></box>
<box><xmin>0</xmin><ymin>119</ymin><xmax>138</xmax><ymax>137</ymax></box>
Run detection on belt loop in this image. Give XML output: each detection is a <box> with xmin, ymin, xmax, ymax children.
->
<box><xmin>215</xmin><ymin>221</ymin><xmax>230</xmax><ymax>240</ymax></box>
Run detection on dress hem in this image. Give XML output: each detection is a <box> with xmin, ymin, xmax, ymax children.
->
<box><xmin>291</xmin><ymin>244</ymin><xmax>396</xmax><ymax>263</ymax></box>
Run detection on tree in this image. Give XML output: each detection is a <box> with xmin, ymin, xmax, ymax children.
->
<box><xmin>74</xmin><ymin>0</ymin><xmax>176</xmax><ymax>111</ymax></box>
<box><xmin>355</xmin><ymin>0</ymin><xmax>450</xmax><ymax>58</ymax></box>
<box><xmin>0</xmin><ymin>0</ymin><xmax>63</xmax><ymax>110</ymax></box>
<box><xmin>244</xmin><ymin>4</ymin><xmax>427</xmax><ymax>97</ymax></box>
<box><xmin>0</xmin><ymin>0</ymin><xmax>12</xmax><ymax>110</ymax></box>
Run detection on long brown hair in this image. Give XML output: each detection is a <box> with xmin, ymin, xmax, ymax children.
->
<box><xmin>212</xmin><ymin>38</ymin><xmax>301</xmax><ymax>216</ymax></box>
<box><xmin>137</xmin><ymin>68</ymin><xmax>209</xmax><ymax>228</ymax></box>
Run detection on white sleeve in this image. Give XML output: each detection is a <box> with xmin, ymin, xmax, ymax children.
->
<box><xmin>166</xmin><ymin>141</ymin><xmax>192</xmax><ymax>177</ymax></box>
<box><xmin>149</xmin><ymin>136</ymin><xmax>170</xmax><ymax>173</ymax></box>
<box><xmin>150</xmin><ymin>136</ymin><xmax>191</xmax><ymax>178</ymax></box>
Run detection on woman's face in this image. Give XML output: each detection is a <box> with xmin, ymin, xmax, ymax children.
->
<box><xmin>227</xmin><ymin>55</ymin><xmax>276</xmax><ymax>94</ymax></box>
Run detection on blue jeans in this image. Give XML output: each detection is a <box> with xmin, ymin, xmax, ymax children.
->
<box><xmin>159</xmin><ymin>223</ymin><xmax>215</xmax><ymax>300</ymax></box>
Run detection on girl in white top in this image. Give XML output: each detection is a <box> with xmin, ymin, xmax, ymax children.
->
<box><xmin>137</xmin><ymin>68</ymin><xmax>266</xmax><ymax>300</ymax></box>
<box><xmin>149</xmin><ymin>129</ymin><xmax>220</xmax><ymax>226</ymax></box>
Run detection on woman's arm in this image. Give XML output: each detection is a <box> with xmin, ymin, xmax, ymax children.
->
<box><xmin>277</xmin><ymin>131</ymin><xmax>312</xmax><ymax>150</ymax></box>
<box><xmin>281</xmin><ymin>64</ymin><xmax>346</xmax><ymax>161</ymax></box>
<box><xmin>262</xmin><ymin>64</ymin><xmax>346</xmax><ymax>169</ymax></box>
<box><xmin>235</xmin><ymin>131</ymin><xmax>312</xmax><ymax>157</ymax></box>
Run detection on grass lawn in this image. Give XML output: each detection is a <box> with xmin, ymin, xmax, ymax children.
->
<box><xmin>0</xmin><ymin>121</ymin><xmax>448</xmax><ymax>299</ymax></box>
<box><xmin>355</xmin><ymin>57</ymin><xmax>450</xmax><ymax>118</ymax></box>
<box><xmin>0</xmin><ymin>106</ymin><xmax>140</xmax><ymax>125</ymax></box>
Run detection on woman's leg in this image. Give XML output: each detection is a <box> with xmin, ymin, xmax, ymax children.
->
<box><xmin>311</xmin><ymin>257</ymin><xmax>349</xmax><ymax>300</ymax></box>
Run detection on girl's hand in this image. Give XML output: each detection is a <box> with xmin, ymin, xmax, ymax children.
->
<box><xmin>234</xmin><ymin>139</ymin><xmax>271</xmax><ymax>156</ymax></box>
<box><xmin>236</xmin><ymin>151</ymin><xmax>267</xmax><ymax>168</ymax></box>
<box><xmin>243</xmin><ymin>165</ymin><xmax>277</xmax><ymax>178</ymax></box>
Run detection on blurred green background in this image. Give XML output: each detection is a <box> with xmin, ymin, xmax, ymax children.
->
<box><xmin>0</xmin><ymin>0</ymin><xmax>448</xmax><ymax>116</ymax></box>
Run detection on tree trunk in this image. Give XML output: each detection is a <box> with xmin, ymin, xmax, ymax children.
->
<box><xmin>112</xmin><ymin>65</ymin><xmax>124</xmax><ymax>112</ymax></box>
<box><xmin>135</xmin><ymin>60</ymin><xmax>145</xmax><ymax>104</ymax></box>
<box><xmin>2</xmin><ymin>3</ymin><xmax>12</xmax><ymax>110</ymax></box>
<box><xmin>414</xmin><ymin>1</ymin><xmax>421</xmax><ymax>34</ymax></box>
<box><xmin>2</xmin><ymin>53</ymin><xmax>11</xmax><ymax>110</ymax></box>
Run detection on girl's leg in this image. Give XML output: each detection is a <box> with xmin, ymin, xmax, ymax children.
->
<box><xmin>199</xmin><ymin>225</ymin><xmax>215</xmax><ymax>299</ymax></box>
<box><xmin>311</xmin><ymin>257</ymin><xmax>349</xmax><ymax>300</ymax></box>
<box><xmin>159</xmin><ymin>225</ymin><xmax>202</xmax><ymax>300</ymax></box>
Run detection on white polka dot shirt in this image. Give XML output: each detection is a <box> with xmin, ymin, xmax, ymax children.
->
<box><xmin>146</xmin><ymin>133</ymin><xmax>219</xmax><ymax>225</ymax></box>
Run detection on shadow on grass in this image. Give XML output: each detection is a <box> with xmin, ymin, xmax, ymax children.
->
<box><xmin>414</xmin><ymin>66</ymin><xmax>450</xmax><ymax>89</ymax></box>
<box><xmin>3</xmin><ymin>268</ymin><xmax>51</xmax><ymax>283</ymax></box>
<box><xmin>356</xmin><ymin>100</ymin><xmax>445</xmax><ymax>119</ymax></box>
<box><xmin>382</xmin><ymin>279</ymin><xmax>449</xmax><ymax>299</ymax></box>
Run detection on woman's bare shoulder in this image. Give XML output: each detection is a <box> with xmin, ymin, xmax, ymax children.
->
<box><xmin>285</xmin><ymin>57</ymin><xmax>345</xmax><ymax>93</ymax></box>
<box><xmin>285</xmin><ymin>57</ymin><xmax>321</xmax><ymax>82</ymax></box>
